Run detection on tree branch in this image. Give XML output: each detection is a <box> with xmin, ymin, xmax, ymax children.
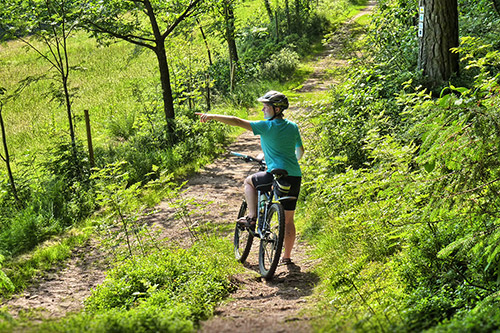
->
<box><xmin>163</xmin><ymin>0</ymin><xmax>204</xmax><ymax>38</ymax></box>
<box><xmin>443</xmin><ymin>177</ymin><xmax>500</xmax><ymax>199</ymax></box>
<box><xmin>87</xmin><ymin>21</ymin><xmax>156</xmax><ymax>50</ymax></box>
<box><xmin>18</xmin><ymin>36</ymin><xmax>60</xmax><ymax>71</ymax></box>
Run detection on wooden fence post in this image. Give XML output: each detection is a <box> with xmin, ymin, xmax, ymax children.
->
<box><xmin>84</xmin><ymin>109</ymin><xmax>94</xmax><ymax>168</ymax></box>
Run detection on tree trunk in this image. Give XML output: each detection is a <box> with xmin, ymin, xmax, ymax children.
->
<box><xmin>155</xmin><ymin>45</ymin><xmax>175</xmax><ymax>120</ymax></box>
<box><xmin>492</xmin><ymin>0</ymin><xmax>500</xmax><ymax>15</ymax></box>
<box><xmin>295</xmin><ymin>0</ymin><xmax>301</xmax><ymax>32</ymax></box>
<box><xmin>62</xmin><ymin>75</ymin><xmax>76</xmax><ymax>144</ymax></box>
<box><xmin>274</xmin><ymin>1</ymin><xmax>280</xmax><ymax>42</ymax></box>
<box><xmin>0</xmin><ymin>105</ymin><xmax>21</xmax><ymax>206</ymax></box>
<box><xmin>144</xmin><ymin>0</ymin><xmax>175</xmax><ymax>121</ymax></box>
<box><xmin>224</xmin><ymin>1</ymin><xmax>238</xmax><ymax>92</ymax></box>
<box><xmin>418</xmin><ymin>0</ymin><xmax>459</xmax><ymax>88</ymax></box>
<box><xmin>264</xmin><ymin>0</ymin><xmax>274</xmax><ymax>22</ymax></box>
<box><xmin>198</xmin><ymin>20</ymin><xmax>212</xmax><ymax>110</ymax></box>
<box><xmin>224</xmin><ymin>1</ymin><xmax>238</xmax><ymax>64</ymax></box>
<box><xmin>285</xmin><ymin>0</ymin><xmax>291</xmax><ymax>34</ymax></box>
<box><xmin>198</xmin><ymin>21</ymin><xmax>213</xmax><ymax>66</ymax></box>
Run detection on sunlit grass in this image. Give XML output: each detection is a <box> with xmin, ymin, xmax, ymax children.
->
<box><xmin>2</xmin><ymin>227</ymin><xmax>90</xmax><ymax>296</ymax></box>
<box><xmin>0</xmin><ymin>30</ymin><xmax>217</xmax><ymax>169</ymax></box>
<box><xmin>236</xmin><ymin>0</ymin><xmax>267</xmax><ymax>27</ymax></box>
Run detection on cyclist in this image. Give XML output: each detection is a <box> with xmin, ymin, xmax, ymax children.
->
<box><xmin>196</xmin><ymin>90</ymin><xmax>304</xmax><ymax>265</ymax></box>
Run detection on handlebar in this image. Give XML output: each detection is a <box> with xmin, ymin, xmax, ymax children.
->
<box><xmin>231</xmin><ymin>151</ymin><xmax>266</xmax><ymax>167</ymax></box>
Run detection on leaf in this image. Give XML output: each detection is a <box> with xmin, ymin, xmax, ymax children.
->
<box><xmin>437</xmin><ymin>235</ymin><xmax>474</xmax><ymax>259</ymax></box>
<box><xmin>0</xmin><ymin>270</ymin><xmax>15</xmax><ymax>293</ymax></box>
<box><xmin>454</xmin><ymin>87</ymin><xmax>468</xmax><ymax>94</ymax></box>
<box><xmin>438</xmin><ymin>94</ymin><xmax>451</xmax><ymax>107</ymax></box>
<box><xmin>423</xmin><ymin>160</ymin><xmax>435</xmax><ymax>173</ymax></box>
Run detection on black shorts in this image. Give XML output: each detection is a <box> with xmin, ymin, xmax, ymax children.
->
<box><xmin>251</xmin><ymin>171</ymin><xmax>301</xmax><ymax>211</ymax></box>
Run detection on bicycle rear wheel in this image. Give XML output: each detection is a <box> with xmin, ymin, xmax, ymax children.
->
<box><xmin>234</xmin><ymin>201</ymin><xmax>254</xmax><ymax>263</ymax></box>
<box><xmin>258</xmin><ymin>203</ymin><xmax>285</xmax><ymax>279</ymax></box>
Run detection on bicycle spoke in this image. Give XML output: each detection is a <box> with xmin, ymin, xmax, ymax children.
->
<box><xmin>259</xmin><ymin>203</ymin><xmax>285</xmax><ymax>279</ymax></box>
<box><xmin>234</xmin><ymin>201</ymin><xmax>253</xmax><ymax>263</ymax></box>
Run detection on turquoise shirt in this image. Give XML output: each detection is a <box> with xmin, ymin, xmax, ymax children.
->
<box><xmin>250</xmin><ymin>118</ymin><xmax>303</xmax><ymax>177</ymax></box>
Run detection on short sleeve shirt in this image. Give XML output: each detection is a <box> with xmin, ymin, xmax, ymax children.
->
<box><xmin>250</xmin><ymin>118</ymin><xmax>303</xmax><ymax>177</ymax></box>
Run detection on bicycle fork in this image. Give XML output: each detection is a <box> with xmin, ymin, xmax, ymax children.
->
<box><xmin>253</xmin><ymin>190</ymin><xmax>270</xmax><ymax>239</ymax></box>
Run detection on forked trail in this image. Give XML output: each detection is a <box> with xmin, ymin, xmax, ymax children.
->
<box><xmin>1</xmin><ymin>2</ymin><xmax>375</xmax><ymax>330</ymax></box>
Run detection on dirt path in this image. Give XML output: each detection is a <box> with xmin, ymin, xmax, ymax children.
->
<box><xmin>198</xmin><ymin>3</ymin><xmax>376</xmax><ymax>332</ymax></box>
<box><xmin>1</xmin><ymin>1</ymin><xmax>375</xmax><ymax>330</ymax></box>
<box><xmin>2</xmin><ymin>239</ymin><xmax>109</xmax><ymax>322</ymax></box>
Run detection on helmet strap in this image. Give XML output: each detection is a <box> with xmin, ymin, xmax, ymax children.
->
<box><xmin>268</xmin><ymin>106</ymin><xmax>282</xmax><ymax>121</ymax></box>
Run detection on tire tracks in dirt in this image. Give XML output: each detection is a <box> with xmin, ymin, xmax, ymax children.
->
<box><xmin>0</xmin><ymin>2</ymin><xmax>375</xmax><ymax>330</ymax></box>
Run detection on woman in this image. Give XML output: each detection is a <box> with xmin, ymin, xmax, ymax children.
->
<box><xmin>196</xmin><ymin>90</ymin><xmax>304</xmax><ymax>265</ymax></box>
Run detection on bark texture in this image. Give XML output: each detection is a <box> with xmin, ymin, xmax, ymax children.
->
<box><xmin>418</xmin><ymin>0</ymin><xmax>459</xmax><ymax>87</ymax></box>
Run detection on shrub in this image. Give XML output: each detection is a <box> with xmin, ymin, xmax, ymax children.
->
<box><xmin>95</xmin><ymin>106</ymin><xmax>230</xmax><ymax>185</ymax></box>
<box><xmin>430</xmin><ymin>294</ymin><xmax>500</xmax><ymax>332</ymax></box>
<box><xmin>0</xmin><ymin>206</ymin><xmax>54</xmax><ymax>256</ymax></box>
<box><xmin>0</xmin><ymin>255</ymin><xmax>14</xmax><ymax>293</ymax></box>
<box><xmin>261</xmin><ymin>48</ymin><xmax>300</xmax><ymax>82</ymax></box>
<box><xmin>106</xmin><ymin>110</ymin><xmax>137</xmax><ymax>141</ymax></box>
<box><xmin>300</xmin><ymin>6</ymin><xmax>500</xmax><ymax>332</ymax></box>
<box><xmin>39</xmin><ymin>237</ymin><xmax>239</xmax><ymax>332</ymax></box>
<box><xmin>459</xmin><ymin>0</ymin><xmax>500</xmax><ymax>49</ymax></box>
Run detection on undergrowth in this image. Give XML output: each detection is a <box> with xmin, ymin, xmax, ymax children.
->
<box><xmin>2</xmin><ymin>237</ymin><xmax>240</xmax><ymax>333</ymax></box>
<box><xmin>299</xmin><ymin>0</ymin><xmax>500</xmax><ymax>331</ymax></box>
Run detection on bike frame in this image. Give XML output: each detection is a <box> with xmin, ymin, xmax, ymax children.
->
<box><xmin>231</xmin><ymin>151</ymin><xmax>296</xmax><ymax>239</ymax></box>
<box><xmin>231</xmin><ymin>151</ymin><xmax>296</xmax><ymax>279</ymax></box>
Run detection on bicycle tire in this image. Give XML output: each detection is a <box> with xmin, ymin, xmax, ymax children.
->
<box><xmin>233</xmin><ymin>200</ymin><xmax>254</xmax><ymax>263</ymax></box>
<box><xmin>258</xmin><ymin>202</ymin><xmax>285</xmax><ymax>279</ymax></box>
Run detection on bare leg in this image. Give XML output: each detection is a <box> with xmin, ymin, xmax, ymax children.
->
<box><xmin>282</xmin><ymin>210</ymin><xmax>296</xmax><ymax>259</ymax></box>
<box><xmin>244</xmin><ymin>176</ymin><xmax>257</xmax><ymax>219</ymax></box>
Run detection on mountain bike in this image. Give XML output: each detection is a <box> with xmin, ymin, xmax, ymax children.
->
<box><xmin>231</xmin><ymin>152</ymin><xmax>296</xmax><ymax>279</ymax></box>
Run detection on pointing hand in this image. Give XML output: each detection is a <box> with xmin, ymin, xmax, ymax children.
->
<box><xmin>195</xmin><ymin>112</ymin><xmax>211</xmax><ymax>123</ymax></box>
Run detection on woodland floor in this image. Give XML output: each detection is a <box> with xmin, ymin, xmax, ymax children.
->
<box><xmin>1</xmin><ymin>2</ymin><xmax>375</xmax><ymax>332</ymax></box>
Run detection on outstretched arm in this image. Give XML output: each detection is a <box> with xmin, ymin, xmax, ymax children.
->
<box><xmin>195</xmin><ymin>113</ymin><xmax>252</xmax><ymax>131</ymax></box>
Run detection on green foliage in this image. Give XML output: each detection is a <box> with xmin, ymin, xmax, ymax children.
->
<box><xmin>0</xmin><ymin>206</ymin><xmax>56</xmax><ymax>256</ymax></box>
<box><xmin>91</xmin><ymin>161</ymin><xmax>147</xmax><ymax>258</ymax></box>
<box><xmin>209</xmin><ymin>57</ymin><xmax>261</xmax><ymax>97</ymax></box>
<box><xmin>367</xmin><ymin>0</ymin><xmax>419</xmax><ymax>74</ymax></box>
<box><xmin>459</xmin><ymin>0</ymin><xmax>500</xmax><ymax>49</ymax></box>
<box><xmin>0</xmin><ymin>140</ymin><xmax>96</xmax><ymax>258</ymax></box>
<box><xmin>80</xmin><ymin>0</ymin><xmax>204</xmax><ymax>44</ymax></box>
<box><xmin>0</xmin><ymin>230</ymin><xmax>88</xmax><ymax>296</ymax></box>
<box><xmin>49</xmin><ymin>305</ymin><xmax>194</xmax><ymax>333</ymax></box>
<box><xmin>0</xmin><ymin>255</ymin><xmax>14</xmax><ymax>293</ymax></box>
<box><xmin>39</xmin><ymin>237</ymin><xmax>239</xmax><ymax>332</ymax></box>
<box><xmin>107</xmin><ymin>111</ymin><xmax>137</xmax><ymax>141</ymax></box>
<box><xmin>215</xmin><ymin>2</ymin><xmax>329</xmax><ymax>98</ymax></box>
<box><xmin>261</xmin><ymin>48</ymin><xmax>300</xmax><ymax>82</ymax></box>
<box><xmin>429</xmin><ymin>293</ymin><xmax>500</xmax><ymax>332</ymax></box>
<box><xmin>0</xmin><ymin>306</ymin><xmax>14</xmax><ymax>332</ymax></box>
<box><xmin>1</xmin><ymin>0</ymin><xmax>84</xmax><ymax>145</ymax></box>
<box><xmin>0</xmin><ymin>141</ymin><xmax>92</xmax><ymax>257</ymax></box>
<box><xmin>299</xmin><ymin>4</ymin><xmax>500</xmax><ymax>331</ymax></box>
<box><xmin>387</xmin><ymin>41</ymin><xmax>500</xmax><ymax>330</ymax></box>
<box><xmin>43</xmin><ymin>140</ymin><xmax>95</xmax><ymax>222</ymax></box>
<box><xmin>303</xmin><ymin>64</ymin><xmax>412</xmax><ymax>176</ymax></box>
<box><xmin>96</xmin><ymin>109</ymin><xmax>230</xmax><ymax>185</ymax></box>
<box><xmin>301</xmin><ymin>125</ymin><xmax>419</xmax><ymax>331</ymax></box>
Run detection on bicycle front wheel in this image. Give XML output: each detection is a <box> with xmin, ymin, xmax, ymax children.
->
<box><xmin>259</xmin><ymin>203</ymin><xmax>285</xmax><ymax>279</ymax></box>
<box><xmin>234</xmin><ymin>201</ymin><xmax>254</xmax><ymax>263</ymax></box>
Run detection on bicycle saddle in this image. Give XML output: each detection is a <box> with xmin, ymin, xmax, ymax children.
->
<box><xmin>270</xmin><ymin>169</ymin><xmax>288</xmax><ymax>177</ymax></box>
